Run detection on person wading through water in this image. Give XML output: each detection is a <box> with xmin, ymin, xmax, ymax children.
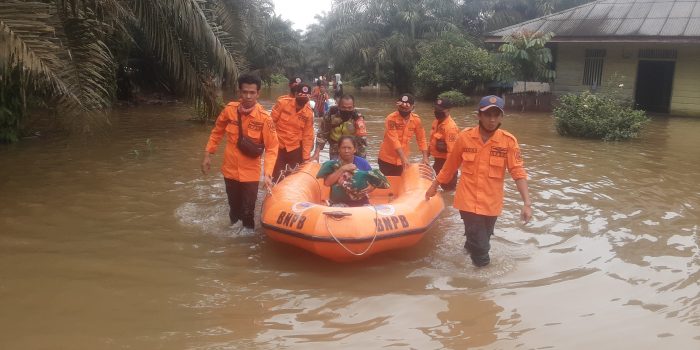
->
<box><xmin>377</xmin><ymin>93</ymin><xmax>429</xmax><ymax>176</ymax></box>
<box><xmin>312</xmin><ymin>94</ymin><xmax>368</xmax><ymax>161</ymax></box>
<box><xmin>425</xmin><ymin>95</ymin><xmax>533</xmax><ymax>267</ymax></box>
<box><xmin>201</xmin><ymin>73</ymin><xmax>279</xmax><ymax>234</ymax></box>
<box><xmin>271</xmin><ymin>83</ymin><xmax>315</xmax><ymax>180</ymax></box>
<box><xmin>428</xmin><ymin>97</ymin><xmax>460</xmax><ymax>190</ymax></box>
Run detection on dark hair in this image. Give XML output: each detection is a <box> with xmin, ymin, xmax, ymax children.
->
<box><xmin>339</xmin><ymin>94</ymin><xmax>355</xmax><ymax>103</ymax></box>
<box><xmin>237</xmin><ymin>73</ymin><xmax>262</xmax><ymax>90</ymax></box>
<box><xmin>338</xmin><ymin>135</ymin><xmax>357</xmax><ymax>148</ymax></box>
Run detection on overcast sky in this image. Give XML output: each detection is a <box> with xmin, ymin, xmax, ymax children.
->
<box><xmin>272</xmin><ymin>0</ymin><xmax>333</xmax><ymax>32</ymax></box>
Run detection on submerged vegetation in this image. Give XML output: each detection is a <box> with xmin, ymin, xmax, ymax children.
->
<box><xmin>554</xmin><ymin>90</ymin><xmax>650</xmax><ymax>141</ymax></box>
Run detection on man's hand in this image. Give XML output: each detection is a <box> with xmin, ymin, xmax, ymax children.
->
<box><xmin>401</xmin><ymin>156</ymin><xmax>410</xmax><ymax>171</ymax></box>
<box><xmin>310</xmin><ymin>152</ymin><xmax>320</xmax><ymax>162</ymax></box>
<box><xmin>425</xmin><ymin>180</ymin><xmax>439</xmax><ymax>201</ymax></box>
<box><xmin>201</xmin><ymin>153</ymin><xmax>212</xmax><ymax>175</ymax></box>
<box><xmin>422</xmin><ymin>155</ymin><xmax>430</xmax><ymax>165</ymax></box>
<box><xmin>264</xmin><ymin>175</ymin><xmax>274</xmax><ymax>192</ymax></box>
<box><xmin>520</xmin><ymin>204</ymin><xmax>533</xmax><ymax>224</ymax></box>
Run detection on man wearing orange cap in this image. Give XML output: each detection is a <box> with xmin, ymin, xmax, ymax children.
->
<box><xmin>425</xmin><ymin>95</ymin><xmax>532</xmax><ymax>267</ymax></box>
<box><xmin>428</xmin><ymin>97</ymin><xmax>460</xmax><ymax>190</ymax></box>
<box><xmin>377</xmin><ymin>93</ymin><xmax>429</xmax><ymax>176</ymax></box>
<box><xmin>271</xmin><ymin>83</ymin><xmax>315</xmax><ymax>180</ymax></box>
<box><xmin>201</xmin><ymin>73</ymin><xmax>279</xmax><ymax>232</ymax></box>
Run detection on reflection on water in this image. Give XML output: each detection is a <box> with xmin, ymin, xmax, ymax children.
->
<box><xmin>1</xmin><ymin>88</ymin><xmax>699</xmax><ymax>349</ymax></box>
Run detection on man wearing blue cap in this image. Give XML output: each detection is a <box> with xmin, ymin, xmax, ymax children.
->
<box><xmin>425</xmin><ymin>95</ymin><xmax>532</xmax><ymax>267</ymax></box>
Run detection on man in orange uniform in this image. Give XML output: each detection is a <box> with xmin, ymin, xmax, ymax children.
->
<box><xmin>425</xmin><ymin>95</ymin><xmax>532</xmax><ymax>267</ymax></box>
<box><xmin>428</xmin><ymin>97</ymin><xmax>460</xmax><ymax>190</ymax></box>
<box><xmin>377</xmin><ymin>93</ymin><xmax>429</xmax><ymax>176</ymax></box>
<box><xmin>201</xmin><ymin>73</ymin><xmax>279</xmax><ymax>232</ymax></box>
<box><xmin>271</xmin><ymin>83</ymin><xmax>315</xmax><ymax>180</ymax></box>
<box><xmin>279</xmin><ymin>75</ymin><xmax>303</xmax><ymax>100</ymax></box>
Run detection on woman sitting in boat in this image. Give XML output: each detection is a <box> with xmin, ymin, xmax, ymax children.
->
<box><xmin>316</xmin><ymin>136</ymin><xmax>389</xmax><ymax>207</ymax></box>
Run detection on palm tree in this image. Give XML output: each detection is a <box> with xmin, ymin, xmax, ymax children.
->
<box><xmin>0</xmin><ymin>0</ymin><xmax>295</xmax><ymax>141</ymax></box>
<box><xmin>317</xmin><ymin>0</ymin><xmax>462</xmax><ymax>92</ymax></box>
<box><xmin>498</xmin><ymin>30</ymin><xmax>555</xmax><ymax>87</ymax></box>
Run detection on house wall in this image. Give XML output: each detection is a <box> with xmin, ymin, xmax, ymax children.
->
<box><xmin>552</xmin><ymin>43</ymin><xmax>700</xmax><ymax>116</ymax></box>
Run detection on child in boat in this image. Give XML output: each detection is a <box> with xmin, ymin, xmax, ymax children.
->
<box><xmin>316</xmin><ymin>136</ymin><xmax>389</xmax><ymax>206</ymax></box>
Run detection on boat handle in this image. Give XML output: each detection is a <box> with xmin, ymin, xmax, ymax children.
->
<box><xmin>322</xmin><ymin>211</ymin><xmax>352</xmax><ymax>219</ymax></box>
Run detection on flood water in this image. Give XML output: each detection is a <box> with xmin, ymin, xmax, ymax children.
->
<box><xmin>1</xmin><ymin>87</ymin><xmax>699</xmax><ymax>349</ymax></box>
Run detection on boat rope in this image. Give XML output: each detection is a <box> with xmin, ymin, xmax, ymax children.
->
<box><xmin>323</xmin><ymin>205</ymin><xmax>379</xmax><ymax>257</ymax></box>
<box><xmin>267</xmin><ymin>161</ymin><xmax>381</xmax><ymax>256</ymax></box>
<box><xmin>265</xmin><ymin>162</ymin><xmax>322</xmax><ymax>202</ymax></box>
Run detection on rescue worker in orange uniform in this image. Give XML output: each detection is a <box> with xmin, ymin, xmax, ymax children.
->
<box><xmin>271</xmin><ymin>83</ymin><xmax>315</xmax><ymax>180</ymax></box>
<box><xmin>429</xmin><ymin>97</ymin><xmax>460</xmax><ymax>190</ymax></box>
<box><xmin>201</xmin><ymin>73</ymin><xmax>279</xmax><ymax>232</ymax></box>
<box><xmin>279</xmin><ymin>75</ymin><xmax>303</xmax><ymax>100</ymax></box>
<box><xmin>377</xmin><ymin>93</ymin><xmax>429</xmax><ymax>176</ymax></box>
<box><xmin>425</xmin><ymin>95</ymin><xmax>532</xmax><ymax>267</ymax></box>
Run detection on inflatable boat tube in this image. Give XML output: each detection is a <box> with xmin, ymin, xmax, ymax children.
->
<box><xmin>261</xmin><ymin>162</ymin><xmax>445</xmax><ymax>262</ymax></box>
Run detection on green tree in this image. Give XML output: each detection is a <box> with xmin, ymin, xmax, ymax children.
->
<box><xmin>414</xmin><ymin>32</ymin><xmax>506</xmax><ymax>98</ymax></box>
<box><xmin>0</xmin><ymin>0</ymin><xmax>296</xmax><ymax>141</ymax></box>
<box><xmin>497</xmin><ymin>30</ymin><xmax>555</xmax><ymax>91</ymax></box>
<box><xmin>317</xmin><ymin>0</ymin><xmax>463</xmax><ymax>92</ymax></box>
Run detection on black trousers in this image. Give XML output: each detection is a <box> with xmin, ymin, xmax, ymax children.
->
<box><xmin>378</xmin><ymin>158</ymin><xmax>404</xmax><ymax>176</ymax></box>
<box><xmin>433</xmin><ymin>157</ymin><xmax>458</xmax><ymax>190</ymax></box>
<box><xmin>224</xmin><ymin>178</ymin><xmax>259</xmax><ymax>228</ymax></box>
<box><xmin>460</xmin><ymin>211</ymin><xmax>498</xmax><ymax>267</ymax></box>
<box><xmin>272</xmin><ymin>147</ymin><xmax>303</xmax><ymax>180</ymax></box>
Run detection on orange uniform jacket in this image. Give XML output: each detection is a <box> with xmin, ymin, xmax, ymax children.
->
<box><xmin>378</xmin><ymin>112</ymin><xmax>428</xmax><ymax>165</ymax></box>
<box><xmin>437</xmin><ymin>126</ymin><xmax>527</xmax><ymax>216</ymax></box>
<box><xmin>271</xmin><ymin>97</ymin><xmax>315</xmax><ymax>159</ymax></box>
<box><xmin>429</xmin><ymin>115</ymin><xmax>460</xmax><ymax>159</ymax></box>
<box><xmin>205</xmin><ymin>102</ymin><xmax>279</xmax><ymax>182</ymax></box>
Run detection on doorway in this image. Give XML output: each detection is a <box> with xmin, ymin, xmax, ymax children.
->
<box><xmin>635</xmin><ymin>60</ymin><xmax>675</xmax><ymax>113</ymax></box>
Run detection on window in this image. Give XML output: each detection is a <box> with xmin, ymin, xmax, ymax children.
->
<box><xmin>582</xmin><ymin>49</ymin><xmax>606</xmax><ymax>87</ymax></box>
<box><xmin>638</xmin><ymin>49</ymin><xmax>677</xmax><ymax>60</ymax></box>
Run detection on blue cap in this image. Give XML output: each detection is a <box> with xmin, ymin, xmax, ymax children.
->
<box><xmin>478</xmin><ymin>95</ymin><xmax>505</xmax><ymax>113</ymax></box>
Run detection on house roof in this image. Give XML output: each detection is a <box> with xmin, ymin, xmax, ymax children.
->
<box><xmin>485</xmin><ymin>0</ymin><xmax>700</xmax><ymax>43</ymax></box>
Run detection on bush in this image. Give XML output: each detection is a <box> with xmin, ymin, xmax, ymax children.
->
<box><xmin>554</xmin><ymin>91</ymin><xmax>649</xmax><ymax>141</ymax></box>
<box><xmin>265</xmin><ymin>73</ymin><xmax>288</xmax><ymax>87</ymax></box>
<box><xmin>414</xmin><ymin>32</ymin><xmax>502</xmax><ymax>98</ymax></box>
<box><xmin>438</xmin><ymin>91</ymin><xmax>471</xmax><ymax>106</ymax></box>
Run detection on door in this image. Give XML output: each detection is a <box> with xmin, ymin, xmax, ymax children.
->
<box><xmin>635</xmin><ymin>60</ymin><xmax>675</xmax><ymax>113</ymax></box>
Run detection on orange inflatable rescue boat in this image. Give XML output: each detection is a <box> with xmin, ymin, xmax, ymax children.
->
<box><xmin>261</xmin><ymin>162</ymin><xmax>444</xmax><ymax>262</ymax></box>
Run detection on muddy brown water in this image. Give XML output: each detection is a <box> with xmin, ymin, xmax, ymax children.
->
<box><xmin>1</xmin><ymin>88</ymin><xmax>699</xmax><ymax>349</ymax></box>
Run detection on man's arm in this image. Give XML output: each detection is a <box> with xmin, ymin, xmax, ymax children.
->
<box><xmin>414</xmin><ymin>117</ymin><xmax>429</xmax><ymax>164</ymax></box>
<box><xmin>426</xmin><ymin>135</ymin><xmax>464</xmax><ymax>199</ymax></box>
<box><xmin>301</xmin><ymin>109</ymin><xmax>314</xmax><ymax>160</ymax></box>
<box><xmin>515</xmin><ymin>178</ymin><xmax>533</xmax><ymax>224</ymax></box>
<box><xmin>507</xmin><ymin>139</ymin><xmax>531</xmax><ymax>224</ymax></box>
<box><xmin>262</xmin><ymin>118</ymin><xmax>280</xmax><ymax>190</ymax></box>
<box><xmin>312</xmin><ymin>115</ymin><xmax>330</xmax><ymax>161</ymax></box>
<box><xmin>201</xmin><ymin>107</ymin><xmax>229</xmax><ymax>174</ymax></box>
